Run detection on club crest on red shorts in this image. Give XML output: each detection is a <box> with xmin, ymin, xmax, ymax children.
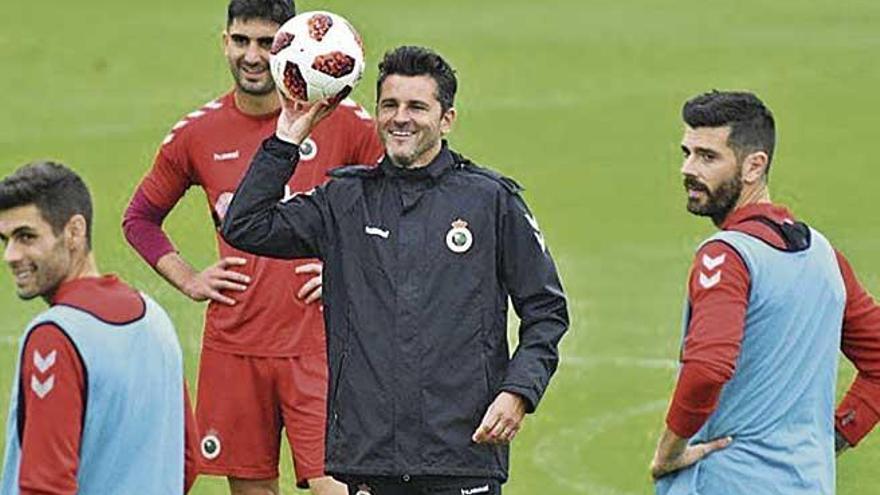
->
<box><xmin>200</xmin><ymin>432</ymin><xmax>222</xmax><ymax>460</ymax></box>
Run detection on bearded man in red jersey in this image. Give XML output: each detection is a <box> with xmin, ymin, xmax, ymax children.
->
<box><xmin>122</xmin><ymin>2</ymin><xmax>383</xmax><ymax>495</ymax></box>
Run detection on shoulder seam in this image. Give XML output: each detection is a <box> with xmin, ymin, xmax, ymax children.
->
<box><xmin>162</xmin><ymin>98</ymin><xmax>226</xmax><ymax>146</ymax></box>
<box><xmin>457</xmin><ymin>163</ymin><xmax>523</xmax><ymax>194</ymax></box>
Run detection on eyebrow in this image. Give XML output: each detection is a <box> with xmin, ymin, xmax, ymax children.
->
<box><xmin>682</xmin><ymin>145</ymin><xmax>718</xmax><ymax>155</ymax></box>
<box><xmin>230</xmin><ymin>34</ymin><xmax>274</xmax><ymax>43</ymax></box>
<box><xmin>379</xmin><ymin>97</ymin><xmax>430</xmax><ymax>106</ymax></box>
<box><xmin>7</xmin><ymin>226</ymin><xmax>36</xmax><ymax>238</ymax></box>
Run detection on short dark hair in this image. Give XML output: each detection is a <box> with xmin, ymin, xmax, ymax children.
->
<box><xmin>377</xmin><ymin>46</ymin><xmax>458</xmax><ymax>113</ymax></box>
<box><xmin>0</xmin><ymin>161</ymin><xmax>93</xmax><ymax>249</ymax></box>
<box><xmin>227</xmin><ymin>0</ymin><xmax>295</xmax><ymax>27</ymax></box>
<box><xmin>683</xmin><ymin>90</ymin><xmax>776</xmax><ymax>174</ymax></box>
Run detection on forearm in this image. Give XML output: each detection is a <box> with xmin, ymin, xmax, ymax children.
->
<box><xmin>835</xmin><ymin>249</ymin><xmax>880</xmax><ymax>446</ymax></box>
<box><xmin>122</xmin><ymin>187</ymin><xmax>177</xmax><ymax>266</ymax></box>
<box><xmin>221</xmin><ymin>136</ymin><xmax>324</xmax><ymax>259</ymax></box>
<box><xmin>227</xmin><ymin>136</ymin><xmax>300</xmax><ymax>215</ymax></box>
<box><xmin>665</xmin><ymin>363</ymin><xmax>727</xmax><ymax>437</ymax></box>
<box><xmin>502</xmin><ymin>292</ymin><xmax>569</xmax><ymax>412</ymax></box>
<box><xmin>155</xmin><ymin>252</ymin><xmax>200</xmax><ymax>297</ymax></box>
<box><xmin>836</xmin><ymin>377</ymin><xmax>880</xmax><ymax>446</ymax></box>
<box><xmin>653</xmin><ymin>428</ymin><xmax>689</xmax><ymax>465</ymax></box>
<box><xmin>650</xmin><ymin>425</ymin><xmax>731</xmax><ymax>480</ymax></box>
<box><xmin>499</xmin><ymin>194</ymin><xmax>570</xmax><ymax>413</ymax></box>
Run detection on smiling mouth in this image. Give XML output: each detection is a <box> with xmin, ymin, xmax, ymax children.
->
<box><xmin>12</xmin><ymin>268</ymin><xmax>34</xmax><ymax>285</ymax></box>
<box><xmin>240</xmin><ymin>65</ymin><xmax>268</xmax><ymax>77</ymax></box>
<box><xmin>389</xmin><ymin>130</ymin><xmax>415</xmax><ymax>138</ymax></box>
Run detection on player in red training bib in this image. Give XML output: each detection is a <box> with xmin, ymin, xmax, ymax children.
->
<box><xmin>122</xmin><ymin>2</ymin><xmax>382</xmax><ymax>494</ymax></box>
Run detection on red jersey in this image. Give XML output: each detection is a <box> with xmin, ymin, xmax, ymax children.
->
<box><xmin>666</xmin><ymin>203</ymin><xmax>880</xmax><ymax>445</ymax></box>
<box><xmin>16</xmin><ymin>276</ymin><xmax>199</xmax><ymax>493</ymax></box>
<box><xmin>135</xmin><ymin>92</ymin><xmax>383</xmax><ymax>356</ymax></box>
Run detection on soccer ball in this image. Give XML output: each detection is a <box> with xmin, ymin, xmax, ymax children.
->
<box><xmin>269</xmin><ymin>11</ymin><xmax>366</xmax><ymax>103</ymax></box>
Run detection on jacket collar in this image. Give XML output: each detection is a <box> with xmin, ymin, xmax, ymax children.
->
<box><xmin>380</xmin><ymin>141</ymin><xmax>456</xmax><ymax>182</ymax></box>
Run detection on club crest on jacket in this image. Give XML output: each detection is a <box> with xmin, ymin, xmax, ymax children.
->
<box><xmin>446</xmin><ymin>219</ymin><xmax>473</xmax><ymax>253</ymax></box>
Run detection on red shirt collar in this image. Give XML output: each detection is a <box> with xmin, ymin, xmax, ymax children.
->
<box><xmin>720</xmin><ymin>202</ymin><xmax>796</xmax><ymax>230</ymax></box>
<box><xmin>51</xmin><ymin>275</ymin><xmax>145</xmax><ymax>324</ymax></box>
<box><xmin>51</xmin><ymin>275</ymin><xmax>116</xmax><ymax>305</ymax></box>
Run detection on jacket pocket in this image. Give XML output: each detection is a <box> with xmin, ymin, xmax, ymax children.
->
<box><xmin>328</xmin><ymin>349</ymin><xmax>347</xmax><ymax>446</ymax></box>
<box><xmin>421</xmin><ymin>327</ymin><xmax>496</xmax><ymax>469</ymax></box>
<box><xmin>327</xmin><ymin>309</ymin><xmax>352</xmax><ymax>456</ymax></box>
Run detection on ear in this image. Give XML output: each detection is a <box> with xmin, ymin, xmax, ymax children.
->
<box><xmin>741</xmin><ymin>151</ymin><xmax>769</xmax><ymax>184</ymax></box>
<box><xmin>440</xmin><ymin>107</ymin><xmax>457</xmax><ymax>136</ymax></box>
<box><xmin>64</xmin><ymin>214</ymin><xmax>88</xmax><ymax>251</ymax></box>
<box><xmin>222</xmin><ymin>29</ymin><xmax>231</xmax><ymax>54</ymax></box>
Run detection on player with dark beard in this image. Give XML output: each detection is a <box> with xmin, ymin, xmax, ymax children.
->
<box><xmin>651</xmin><ymin>91</ymin><xmax>880</xmax><ymax>494</ymax></box>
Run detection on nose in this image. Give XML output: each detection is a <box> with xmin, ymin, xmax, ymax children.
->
<box><xmin>680</xmin><ymin>154</ymin><xmax>697</xmax><ymax>177</ymax></box>
<box><xmin>3</xmin><ymin>240</ymin><xmax>22</xmax><ymax>264</ymax></box>
<box><xmin>391</xmin><ymin>106</ymin><xmax>411</xmax><ymax>125</ymax></box>
<box><xmin>243</xmin><ymin>41</ymin><xmax>262</xmax><ymax>64</ymax></box>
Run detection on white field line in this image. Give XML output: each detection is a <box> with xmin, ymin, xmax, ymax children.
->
<box><xmin>532</xmin><ymin>355</ymin><xmax>675</xmax><ymax>494</ymax></box>
<box><xmin>562</xmin><ymin>355</ymin><xmax>678</xmax><ymax>370</ymax></box>
<box><xmin>3</xmin><ymin>328</ymin><xmax>680</xmax><ymax>374</ymax></box>
<box><xmin>533</xmin><ymin>398</ymin><xmax>667</xmax><ymax>495</ymax></box>
<box><xmin>0</xmin><ymin>333</ymin><xmax>204</xmax><ymax>353</ymax></box>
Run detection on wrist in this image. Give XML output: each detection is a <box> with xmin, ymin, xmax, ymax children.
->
<box><xmin>835</xmin><ymin>429</ymin><xmax>852</xmax><ymax>453</ymax></box>
<box><xmin>274</xmin><ymin>130</ymin><xmax>301</xmax><ymax>146</ymax></box>
<box><xmin>650</xmin><ymin>456</ymin><xmax>675</xmax><ymax>480</ymax></box>
<box><xmin>502</xmin><ymin>391</ymin><xmax>527</xmax><ymax>414</ymax></box>
<box><xmin>655</xmin><ymin>428</ymin><xmax>688</xmax><ymax>461</ymax></box>
<box><xmin>180</xmin><ymin>275</ymin><xmax>199</xmax><ymax>299</ymax></box>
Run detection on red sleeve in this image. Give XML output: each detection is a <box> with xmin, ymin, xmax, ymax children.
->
<box><xmin>834</xmin><ymin>250</ymin><xmax>880</xmax><ymax>446</ymax></box>
<box><xmin>122</xmin><ymin>187</ymin><xmax>177</xmax><ymax>267</ymax></box>
<box><xmin>122</xmin><ymin>128</ymin><xmax>197</xmax><ymax>267</ymax></box>
<box><xmin>139</xmin><ymin>131</ymin><xmax>197</xmax><ymax>211</ymax></box>
<box><xmin>346</xmin><ymin>104</ymin><xmax>384</xmax><ymax>165</ymax></box>
<box><xmin>666</xmin><ymin>241</ymin><xmax>750</xmax><ymax>437</ymax></box>
<box><xmin>18</xmin><ymin>324</ymin><xmax>85</xmax><ymax>495</ymax></box>
<box><xmin>183</xmin><ymin>382</ymin><xmax>199</xmax><ymax>493</ymax></box>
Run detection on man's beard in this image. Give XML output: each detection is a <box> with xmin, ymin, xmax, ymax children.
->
<box><xmin>685</xmin><ymin>174</ymin><xmax>742</xmax><ymax>226</ymax></box>
<box><xmin>232</xmin><ymin>65</ymin><xmax>275</xmax><ymax>96</ymax></box>
<box><xmin>15</xmin><ymin>239</ymin><xmax>69</xmax><ymax>301</ymax></box>
<box><xmin>383</xmin><ymin>129</ymin><xmax>436</xmax><ymax>169</ymax></box>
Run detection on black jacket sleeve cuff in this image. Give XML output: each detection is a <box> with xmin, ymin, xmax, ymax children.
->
<box><xmin>500</xmin><ymin>384</ymin><xmax>539</xmax><ymax>414</ymax></box>
<box><xmin>264</xmin><ymin>135</ymin><xmax>301</xmax><ymax>161</ymax></box>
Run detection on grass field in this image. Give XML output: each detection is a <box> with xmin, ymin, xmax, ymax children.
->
<box><xmin>2</xmin><ymin>0</ymin><xmax>880</xmax><ymax>493</ymax></box>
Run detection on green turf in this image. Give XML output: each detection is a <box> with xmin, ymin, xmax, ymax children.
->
<box><xmin>1</xmin><ymin>0</ymin><xmax>879</xmax><ymax>493</ymax></box>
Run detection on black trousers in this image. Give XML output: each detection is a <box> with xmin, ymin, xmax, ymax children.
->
<box><xmin>344</xmin><ymin>476</ymin><xmax>502</xmax><ymax>495</ymax></box>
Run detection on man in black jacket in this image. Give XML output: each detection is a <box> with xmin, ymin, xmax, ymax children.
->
<box><xmin>221</xmin><ymin>45</ymin><xmax>569</xmax><ymax>495</ymax></box>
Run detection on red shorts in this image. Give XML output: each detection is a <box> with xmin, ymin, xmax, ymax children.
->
<box><xmin>195</xmin><ymin>347</ymin><xmax>329</xmax><ymax>488</ymax></box>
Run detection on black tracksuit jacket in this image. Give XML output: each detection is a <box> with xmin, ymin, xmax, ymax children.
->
<box><xmin>221</xmin><ymin>136</ymin><xmax>569</xmax><ymax>481</ymax></box>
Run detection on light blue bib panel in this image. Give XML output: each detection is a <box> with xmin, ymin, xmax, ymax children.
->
<box><xmin>657</xmin><ymin>228</ymin><xmax>846</xmax><ymax>495</ymax></box>
<box><xmin>1</xmin><ymin>295</ymin><xmax>184</xmax><ymax>494</ymax></box>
